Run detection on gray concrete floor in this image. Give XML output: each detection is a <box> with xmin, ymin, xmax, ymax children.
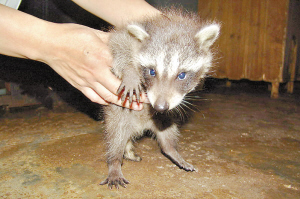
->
<box><xmin>0</xmin><ymin>81</ymin><xmax>300</xmax><ymax>198</ymax></box>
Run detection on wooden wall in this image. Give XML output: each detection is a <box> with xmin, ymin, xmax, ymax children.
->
<box><xmin>284</xmin><ymin>0</ymin><xmax>300</xmax><ymax>82</ymax></box>
<box><xmin>198</xmin><ymin>0</ymin><xmax>289</xmax><ymax>83</ymax></box>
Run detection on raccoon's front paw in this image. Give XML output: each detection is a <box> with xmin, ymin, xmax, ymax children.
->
<box><xmin>100</xmin><ymin>174</ymin><xmax>130</xmax><ymax>189</ymax></box>
<box><xmin>117</xmin><ymin>78</ymin><xmax>142</xmax><ymax>104</ymax></box>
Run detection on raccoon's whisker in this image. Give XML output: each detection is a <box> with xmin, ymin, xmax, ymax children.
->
<box><xmin>183</xmin><ymin>99</ymin><xmax>207</xmax><ymax>117</ymax></box>
<box><xmin>176</xmin><ymin>104</ymin><xmax>188</xmax><ymax>121</ymax></box>
<box><xmin>181</xmin><ymin>103</ymin><xmax>196</xmax><ymax>113</ymax></box>
<box><xmin>181</xmin><ymin>105</ymin><xmax>189</xmax><ymax>119</ymax></box>
<box><xmin>181</xmin><ymin>99</ymin><xmax>198</xmax><ymax>112</ymax></box>
<box><xmin>172</xmin><ymin>106</ymin><xmax>181</xmax><ymax>120</ymax></box>
<box><xmin>182</xmin><ymin>99</ymin><xmax>194</xmax><ymax>106</ymax></box>
<box><xmin>184</xmin><ymin>95</ymin><xmax>211</xmax><ymax>101</ymax></box>
<box><xmin>151</xmin><ymin>110</ymin><xmax>159</xmax><ymax>117</ymax></box>
<box><xmin>178</xmin><ymin>107</ymin><xmax>185</xmax><ymax>121</ymax></box>
<box><xmin>185</xmin><ymin>98</ymin><xmax>212</xmax><ymax>101</ymax></box>
<box><xmin>167</xmin><ymin>109</ymin><xmax>174</xmax><ymax>117</ymax></box>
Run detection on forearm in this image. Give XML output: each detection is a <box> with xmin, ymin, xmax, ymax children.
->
<box><xmin>0</xmin><ymin>5</ymin><xmax>50</xmax><ymax>61</ymax></box>
<box><xmin>72</xmin><ymin>0</ymin><xmax>160</xmax><ymax>27</ymax></box>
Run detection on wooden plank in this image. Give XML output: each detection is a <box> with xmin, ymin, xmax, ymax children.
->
<box><xmin>198</xmin><ymin>0</ymin><xmax>289</xmax><ymax>82</ymax></box>
<box><xmin>263</xmin><ymin>0</ymin><xmax>289</xmax><ymax>82</ymax></box>
<box><xmin>199</xmin><ymin>0</ymin><xmax>225</xmax><ymax>78</ymax></box>
<box><xmin>227</xmin><ymin>0</ymin><xmax>244</xmax><ymax>79</ymax></box>
<box><xmin>246</xmin><ymin>0</ymin><xmax>262</xmax><ymax>80</ymax></box>
<box><xmin>287</xmin><ymin>36</ymin><xmax>297</xmax><ymax>93</ymax></box>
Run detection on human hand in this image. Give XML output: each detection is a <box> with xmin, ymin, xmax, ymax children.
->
<box><xmin>39</xmin><ymin>23</ymin><xmax>146</xmax><ymax>110</ymax></box>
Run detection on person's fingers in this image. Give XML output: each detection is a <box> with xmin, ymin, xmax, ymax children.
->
<box><xmin>90</xmin><ymin>82</ymin><xmax>144</xmax><ymax>110</ymax></box>
<box><xmin>94</xmin><ymin>65</ymin><xmax>121</xmax><ymax>95</ymax></box>
<box><xmin>80</xmin><ymin>87</ymin><xmax>109</xmax><ymax>105</ymax></box>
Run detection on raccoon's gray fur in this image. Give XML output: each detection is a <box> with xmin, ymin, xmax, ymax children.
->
<box><xmin>100</xmin><ymin>9</ymin><xmax>220</xmax><ymax>189</ymax></box>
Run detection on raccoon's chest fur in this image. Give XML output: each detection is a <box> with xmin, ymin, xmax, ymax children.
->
<box><xmin>104</xmin><ymin>103</ymin><xmax>171</xmax><ymax>138</ymax></box>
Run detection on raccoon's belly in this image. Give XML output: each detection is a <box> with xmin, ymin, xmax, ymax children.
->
<box><xmin>104</xmin><ymin>104</ymin><xmax>153</xmax><ymax>135</ymax></box>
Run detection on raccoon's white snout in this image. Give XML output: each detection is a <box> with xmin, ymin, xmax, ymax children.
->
<box><xmin>148</xmin><ymin>89</ymin><xmax>185</xmax><ymax>112</ymax></box>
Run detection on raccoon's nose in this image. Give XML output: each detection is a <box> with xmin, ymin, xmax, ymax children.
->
<box><xmin>154</xmin><ymin>100</ymin><xmax>169</xmax><ymax>112</ymax></box>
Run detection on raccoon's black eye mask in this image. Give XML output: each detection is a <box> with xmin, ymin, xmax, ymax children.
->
<box><xmin>141</xmin><ymin>67</ymin><xmax>155</xmax><ymax>78</ymax></box>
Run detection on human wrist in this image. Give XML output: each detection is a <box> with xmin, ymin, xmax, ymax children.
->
<box><xmin>24</xmin><ymin>21</ymin><xmax>55</xmax><ymax>63</ymax></box>
<box><xmin>28</xmin><ymin>21</ymin><xmax>64</xmax><ymax>65</ymax></box>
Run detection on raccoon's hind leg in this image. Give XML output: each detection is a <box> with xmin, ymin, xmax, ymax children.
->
<box><xmin>100</xmin><ymin>113</ymin><xmax>133</xmax><ymax>189</ymax></box>
<box><xmin>100</xmin><ymin>157</ymin><xmax>129</xmax><ymax>189</ymax></box>
<box><xmin>156</xmin><ymin>124</ymin><xmax>195</xmax><ymax>171</ymax></box>
<box><xmin>100</xmin><ymin>143</ymin><xmax>129</xmax><ymax>189</ymax></box>
<box><xmin>124</xmin><ymin>140</ymin><xmax>142</xmax><ymax>162</ymax></box>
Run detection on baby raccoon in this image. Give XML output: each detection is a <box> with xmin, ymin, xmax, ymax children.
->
<box><xmin>100</xmin><ymin>9</ymin><xmax>220</xmax><ymax>189</ymax></box>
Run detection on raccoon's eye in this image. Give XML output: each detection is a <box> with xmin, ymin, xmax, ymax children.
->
<box><xmin>177</xmin><ymin>72</ymin><xmax>186</xmax><ymax>80</ymax></box>
<box><xmin>149</xmin><ymin>69</ymin><xmax>156</xmax><ymax>77</ymax></box>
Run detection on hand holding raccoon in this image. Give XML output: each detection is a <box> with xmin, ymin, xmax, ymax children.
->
<box><xmin>100</xmin><ymin>9</ymin><xmax>220</xmax><ymax>189</ymax></box>
<box><xmin>0</xmin><ymin>2</ymin><xmax>154</xmax><ymax>110</ymax></box>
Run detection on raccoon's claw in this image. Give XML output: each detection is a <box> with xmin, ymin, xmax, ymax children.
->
<box><xmin>117</xmin><ymin>81</ymin><xmax>142</xmax><ymax>105</ymax></box>
<box><xmin>135</xmin><ymin>85</ymin><xmax>142</xmax><ymax>103</ymax></box>
<box><xmin>117</xmin><ymin>83</ymin><xmax>125</xmax><ymax>97</ymax></box>
<box><xmin>100</xmin><ymin>176</ymin><xmax>130</xmax><ymax>189</ymax></box>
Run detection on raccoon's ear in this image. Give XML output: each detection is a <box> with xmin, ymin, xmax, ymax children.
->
<box><xmin>195</xmin><ymin>24</ymin><xmax>220</xmax><ymax>51</ymax></box>
<box><xmin>127</xmin><ymin>24</ymin><xmax>150</xmax><ymax>42</ymax></box>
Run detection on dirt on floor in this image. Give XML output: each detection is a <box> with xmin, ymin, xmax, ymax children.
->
<box><xmin>0</xmin><ymin>81</ymin><xmax>299</xmax><ymax>198</ymax></box>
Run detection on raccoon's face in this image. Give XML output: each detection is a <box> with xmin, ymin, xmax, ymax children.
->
<box><xmin>140</xmin><ymin>53</ymin><xmax>207</xmax><ymax>112</ymax></box>
<box><xmin>143</xmin><ymin>68</ymin><xmax>198</xmax><ymax>112</ymax></box>
<box><xmin>127</xmin><ymin>21</ymin><xmax>220</xmax><ymax>112</ymax></box>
